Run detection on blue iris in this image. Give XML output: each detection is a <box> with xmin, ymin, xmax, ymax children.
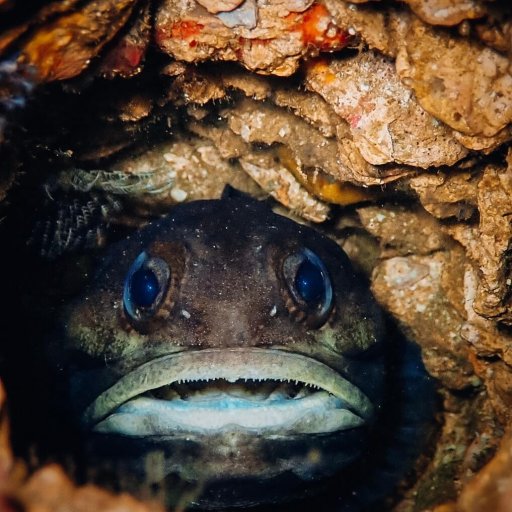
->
<box><xmin>123</xmin><ymin>251</ymin><xmax>169</xmax><ymax>320</ymax></box>
<box><xmin>285</xmin><ymin>249</ymin><xmax>333</xmax><ymax>325</ymax></box>
<box><xmin>295</xmin><ymin>258</ymin><xmax>325</xmax><ymax>306</ymax></box>
<box><xmin>129</xmin><ymin>268</ymin><xmax>160</xmax><ymax>308</ymax></box>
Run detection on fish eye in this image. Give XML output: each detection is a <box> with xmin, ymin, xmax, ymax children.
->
<box><xmin>283</xmin><ymin>248</ymin><xmax>333</xmax><ymax>327</ymax></box>
<box><xmin>130</xmin><ymin>268</ymin><xmax>159</xmax><ymax>307</ymax></box>
<box><xmin>123</xmin><ymin>251</ymin><xmax>170</xmax><ymax>321</ymax></box>
<box><xmin>295</xmin><ymin>257</ymin><xmax>326</xmax><ymax>306</ymax></box>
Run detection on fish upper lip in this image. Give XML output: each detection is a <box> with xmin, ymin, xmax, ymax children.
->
<box><xmin>83</xmin><ymin>347</ymin><xmax>374</xmax><ymax>428</ymax></box>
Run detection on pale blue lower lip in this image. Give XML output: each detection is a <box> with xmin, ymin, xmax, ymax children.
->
<box><xmin>93</xmin><ymin>392</ymin><xmax>365</xmax><ymax>436</ymax></box>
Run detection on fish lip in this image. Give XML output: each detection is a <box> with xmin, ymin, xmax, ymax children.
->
<box><xmin>83</xmin><ymin>347</ymin><xmax>374</xmax><ymax>429</ymax></box>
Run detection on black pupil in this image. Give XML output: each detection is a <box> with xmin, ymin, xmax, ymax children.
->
<box><xmin>294</xmin><ymin>258</ymin><xmax>325</xmax><ymax>306</ymax></box>
<box><xmin>130</xmin><ymin>268</ymin><xmax>160</xmax><ymax>308</ymax></box>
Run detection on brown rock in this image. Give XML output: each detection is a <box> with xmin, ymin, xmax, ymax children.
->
<box><xmin>224</xmin><ymin>98</ymin><xmax>342</xmax><ymax>178</ymax></box>
<box><xmin>155</xmin><ymin>1</ymin><xmax>350</xmax><ymax>75</ymax></box>
<box><xmin>358</xmin><ymin>205</ymin><xmax>450</xmax><ymax>256</ymax></box>
<box><xmin>458</xmin><ymin>429</ymin><xmax>512</xmax><ymax>512</ymax></box>
<box><xmin>402</xmin><ymin>391</ymin><xmax>499</xmax><ymax>510</ymax></box>
<box><xmin>17</xmin><ymin>464</ymin><xmax>164</xmax><ymax>512</ymax></box>
<box><xmin>474</xmin><ymin>9</ymin><xmax>512</xmax><ymax>53</ymax></box>
<box><xmin>324</xmin><ymin>0</ymin><xmax>410</xmax><ymax>57</ymax></box>
<box><xmin>359</xmin><ymin>205</ymin><xmax>476</xmax><ymax>390</ymax></box>
<box><xmin>238</xmin><ymin>152</ymin><xmax>330</xmax><ymax>222</ymax></box>
<box><xmin>402</xmin><ymin>0</ymin><xmax>486</xmax><ymax>26</ymax></box>
<box><xmin>0</xmin><ymin>0</ymin><xmax>82</xmax><ymax>57</ymax></box>
<box><xmin>396</xmin><ymin>18</ymin><xmax>512</xmax><ymax>137</ymax></box>
<box><xmin>335</xmin><ymin>135</ymin><xmax>413</xmax><ymax>186</ymax></box>
<box><xmin>409</xmin><ymin>171</ymin><xmax>479</xmax><ymax>220</ymax></box>
<box><xmin>0</xmin><ymin>381</ymin><xmax>12</xmax><ymax>483</ymax></box>
<box><xmin>445</xmin><ymin>162</ymin><xmax>512</xmax><ymax>325</ymax></box>
<box><xmin>166</xmin><ymin>65</ymin><xmax>226</xmax><ymax>106</ymax></box>
<box><xmin>305</xmin><ymin>53</ymin><xmax>468</xmax><ymax>168</ymax></box>
<box><xmin>453</xmin><ymin>126</ymin><xmax>512</xmax><ymax>153</ymax></box>
<box><xmin>272</xmin><ymin>87</ymin><xmax>341</xmax><ymax>138</ymax></box>
<box><xmin>18</xmin><ymin>0</ymin><xmax>138</xmax><ymax>82</ymax></box>
<box><xmin>196</xmin><ymin>0</ymin><xmax>245</xmax><ymax>14</ymax></box>
<box><xmin>220</xmin><ymin>70</ymin><xmax>272</xmax><ymax>101</ymax></box>
<box><xmin>97</xmin><ymin>0</ymin><xmax>152</xmax><ymax>79</ymax></box>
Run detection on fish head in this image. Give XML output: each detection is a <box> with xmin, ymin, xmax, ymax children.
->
<box><xmin>58</xmin><ymin>194</ymin><xmax>386</xmax><ymax>507</ymax></box>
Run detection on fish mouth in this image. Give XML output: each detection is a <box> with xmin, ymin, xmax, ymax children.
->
<box><xmin>85</xmin><ymin>348</ymin><xmax>374</xmax><ymax>436</ymax></box>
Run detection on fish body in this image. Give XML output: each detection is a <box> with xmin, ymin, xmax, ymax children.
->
<box><xmin>55</xmin><ymin>192</ymin><xmax>388</xmax><ymax>508</ymax></box>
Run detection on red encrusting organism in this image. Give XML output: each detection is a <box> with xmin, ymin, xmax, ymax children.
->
<box><xmin>296</xmin><ymin>3</ymin><xmax>351</xmax><ymax>51</ymax></box>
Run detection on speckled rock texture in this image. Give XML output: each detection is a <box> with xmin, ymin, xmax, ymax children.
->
<box><xmin>1</xmin><ymin>0</ymin><xmax>512</xmax><ymax>511</ymax></box>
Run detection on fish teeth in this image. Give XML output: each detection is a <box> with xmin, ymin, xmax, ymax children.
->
<box><xmin>151</xmin><ymin>377</ymin><xmax>323</xmax><ymax>403</ymax></box>
<box><xmin>294</xmin><ymin>387</ymin><xmax>309</xmax><ymax>399</ymax></box>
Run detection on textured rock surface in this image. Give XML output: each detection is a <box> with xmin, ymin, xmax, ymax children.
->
<box><xmin>396</xmin><ymin>19</ymin><xmax>512</xmax><ymax>138</ymax></box>
<box><xmin>18</xmin><ymin>0</ymin><xmax>139</xmax><ymax>81</ymax></box>
<box><xmin>155</xmin><ymin>0</ymin><xmax>350</xmax><ymax>75</ymax></box>
<box><xmin>401</xmin><ymin>0</ymin><xmax>486</xmax><ymax>26</ymax></box>
<box><xmin>305</xmin><ymin>53</ymin><xmax>468</xmax><ymax>168</ymax></box>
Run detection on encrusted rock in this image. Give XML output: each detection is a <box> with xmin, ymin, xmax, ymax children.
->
<box><xmin>60</xmin><ymin>137</ymin><xmax>262</xmax><ymax>215</ymax></box>
<box><xmin>97</xmin><ymin>0</ymin><xmax>151</xmax><ymax>79</ymax></box>
<box><xmin>305</xmin><ymin>53</ymin><xmax>468</xmax><ymax>168</ymax></box>
<box><xmin>239</xmin><ymin>154</ymin><xmax>330</xmax><ymax>222</ymax></box>
<box><xmin>409</xmin><ymin>170</ymin><xmax>479</xmax><ymax>221</ymax></box>
<box><xmin>473</xmin><ymin>9</ymin><xmax>512</xmax><ymax>53</ymax></box>
<box><xmin>457</xmin><ymin>429</ymin><xmax>512</xmax><ymax>512</ymax></box>
<box><xmin>360</xmin><ymin>206</ymin><xmax>476</xmax><ymax>390</ymax></box>
<box><xmin>356</xmin><ymin>193</ymin><xmax>512</xmax><ymax>428</ymax></box>
<box><xmin>18</xmin><ymin>0</ymin><xmax>138</xmax><ymax>81</ymax></box>
<box><xmin>155</xmin><ymin>1</ymin><xmax>350</xmax><ymax>75</ymax></box>
<box><xmin>196</xmin><ymin>0</ymin><xmax>246</xmax><ymax>15</ymax></box>
<box><xmin>225</xmin><ymin>98</ymin><xmax>341</xmax><ymax>178</ymax></box>
<box><xmin>445</xmin><ymin>163</ymin><xmax>512</xmax><ymax>325</ymax></box>
<box><xmin>396</xmin><ymin>19</ymin><xmax>512</xmax><ymax>138</ymax></box>
<box><xmin>323</xmin><ymin>0</ymin><xmax>408</xmax><ymax>57</ymax></box>
<box><xmin>401</xmin><ymin>0</ymin><xmax>486</xmax><ymax>26</ymax></box>
<box><xmin>16</xmin><ymin>464</ymin><xmax>164</xmax><ymax>512</ymax></box>
<box><xmin>401</xmin><ymin>391</ymin><xmax>500</xmax><ymax>510</ymax></box>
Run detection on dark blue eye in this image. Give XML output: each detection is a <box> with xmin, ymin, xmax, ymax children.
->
<box><xmin>123</xmin><ymin>251</ymin><xmax>170</xmax><ymax>321</ymax></box>
<box><xmin>283</xmin><ymin>248</ymin><xmax>333</xmax><ymax>327</ymax></box>
<box><xmin>295</xmin><ymin>258</ymin><xmax>326</xmax><ymax>306</ymax></box>
<box><xmin>130</xmin><ymin>268</ymin><xmax>160</xmax><ymax>307</ymax></box>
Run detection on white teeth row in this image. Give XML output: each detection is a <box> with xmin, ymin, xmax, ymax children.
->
<box><xmin>171</xmin><ymin>378</ymin><xmax>320</xmax><ymax>388</ymax></box>
<box><xmin>151</xmin><ymin>379</ymin><xmax>322</xmax><ymax>402</ymax></box>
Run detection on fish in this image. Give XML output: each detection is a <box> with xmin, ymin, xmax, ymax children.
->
<box><xmin>50</xmin><ymin>189</ymin><xmax>422</xmax><ymax>509</ymax></box>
